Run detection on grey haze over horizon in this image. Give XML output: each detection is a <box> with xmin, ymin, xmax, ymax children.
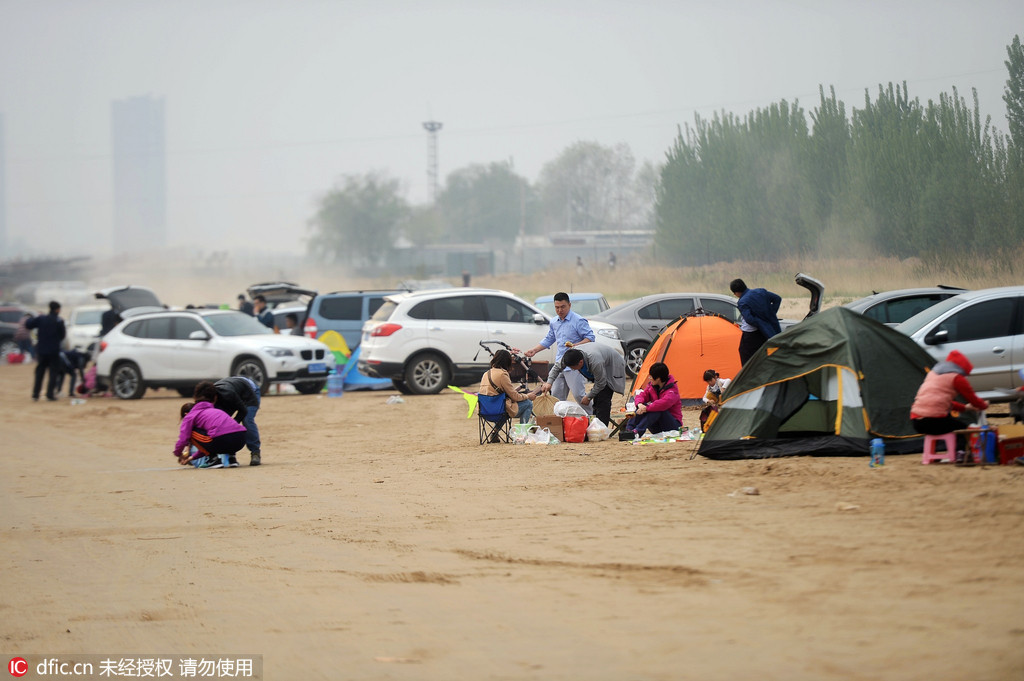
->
<box><xmin>0</xmin><ymin>0</ymin><xmax>1021</xmax><ymax>259</ymax></box>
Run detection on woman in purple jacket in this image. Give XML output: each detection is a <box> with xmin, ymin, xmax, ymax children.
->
<box><xmin>173</xmin><ymin>384</ymin><xmax>247</xmax><ymax>468</ymax></box>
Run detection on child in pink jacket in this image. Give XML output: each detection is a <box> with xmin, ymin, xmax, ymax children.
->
<box><xmin>173</xmin><ymin>384</ymin><xmax>247</xmax><ymax>469</ymax></box>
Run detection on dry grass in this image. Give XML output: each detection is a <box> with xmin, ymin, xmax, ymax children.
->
<box><xmin>90</xmin><ymin>249</ymin><xmax>1024</xmax><ymax>311</ymax></box>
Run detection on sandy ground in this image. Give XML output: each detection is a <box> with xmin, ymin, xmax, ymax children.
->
<box><xmin>2</xmin><ymin>361</ymin><xmax>1024</xmax><ymax>681</ymax></box>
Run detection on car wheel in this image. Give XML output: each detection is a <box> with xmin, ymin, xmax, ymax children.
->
<box><xmin>404</xmin><ymin>353</ymin><xmax>450</xmax><ymax>395</ymax></box>
<box><xmin>177</xmin><ymin>386</ymin><xmax>195</xmax><ymax>398</ymax></box>
<box><xmin>0</xmin><ymin>339</ymin><xmax>17</xmax><ymax>361</ymax></box>
<box><xmin>232</xmin><ymin>357</ymin><xmax>269</xmax><ymax>394</ymax></box>
<box><xmin>294</xmin><ymin>380</ymin><xmax>326</xmax><ymax>395</ymax></box>
<box><xmin>392</xmin><ymin>379</ymin><xmax>414</xmax><ymax>395</ymax></box>
<box><xmin>625</xmin><ymin>342</ymin><xmax>648</xmax><ymax>377</ymax></box>
<box><xmin>111</xmin><ymin>361</ymin><xmax>147</xmax><ymax>400</ymax></box>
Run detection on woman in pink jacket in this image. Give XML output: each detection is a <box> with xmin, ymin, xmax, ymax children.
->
<box><xmin>621</xmin><ymin>362</ymin><xmax>683</xmax><ymax>439</ymax></box>
<box><xmin>910</xmin><ymin>349</ymin><xmax>989</xmax><ymax>453</ymax></box>
<box><xmin>173</xmin><ymin>383</ymin><xmax>247</xmax><ymax>469</ymax></box>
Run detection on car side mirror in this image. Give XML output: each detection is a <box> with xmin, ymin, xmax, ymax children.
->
<box><xmin>925</xmin><ymin>328</ymin><xmax>949</xmax><ymax>345</ymax></box>
<box><xmin>188</xmin><ymin>330</ymin><xmax>210</xmax><ymax>341</ymax></box>
<box><xmin>533</xmin><ymin>313</ymin><xmax>549</xmax><ymax>325</ymax></box>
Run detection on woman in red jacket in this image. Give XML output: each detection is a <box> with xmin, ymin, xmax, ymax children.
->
<box><xmin>910</xmin><ymin>349</ymin><xmax>989</xmax><ymax>453</ymax></box>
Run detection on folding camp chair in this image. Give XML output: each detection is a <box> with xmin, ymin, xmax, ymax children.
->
<box><xmin>478</xmin><ymin>393</ymin><xmax>511</xmax><ymax>444</ymax></box>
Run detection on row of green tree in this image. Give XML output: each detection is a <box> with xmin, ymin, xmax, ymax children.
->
<box><xmin>310</xmin><ymin>35</ymin><xmax>1024</xmax><ymax>268</ymax></box>
<box><xmin>308</xmin><ymin>142</ymin><xmax>658</xmax><ymax>265</ymax></box>
<box><xmin>655</xmin><ymin>35</ymin><xmax>1024</xmax><ymax>267</ymax></box>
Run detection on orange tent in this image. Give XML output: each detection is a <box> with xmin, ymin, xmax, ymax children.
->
<box><xmin>629</xmin><ymin>313</ymin><xmax>742</xmax><ymax>403</ymax></box>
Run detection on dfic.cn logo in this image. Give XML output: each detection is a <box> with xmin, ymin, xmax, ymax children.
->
<box><xmin>8</xmin><ymin>658</ymin><xmax>28</xmax><ymax>677</ymax></box>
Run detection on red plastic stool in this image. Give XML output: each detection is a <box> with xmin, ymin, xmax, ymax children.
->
<box><xmin>922</xmin><ymin>433</ymin><xmax>957</xmax><ymax>464</ymax></box>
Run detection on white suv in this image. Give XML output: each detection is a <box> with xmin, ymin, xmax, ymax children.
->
<box><xmin>357</xmin><ymin>288</ymin><xmax>623</xmax><ymax>394</ymax></box>
<box><xmin>96</xmin><ymin>309</ymin><xmax>336</xmax><ymax>399</ymax></box>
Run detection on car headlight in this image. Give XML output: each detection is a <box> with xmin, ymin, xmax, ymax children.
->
<box><xmin>262</xmin><ymin>347</ymin><xmax>295</xmax><ymax>358</ymax></box>
<box><xmin>597</xmin><ymin>328</ymin><xmax>620</xmax><ymax>341</ymax></box>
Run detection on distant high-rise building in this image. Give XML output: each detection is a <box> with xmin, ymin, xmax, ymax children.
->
<box><xmin>111</xmin><ymin>96</ymin><xmax>165</xmax><ymax>252</ymax></box>
<box><xmin>0</xmin><ymin>112</ymin><xmax>7</xmax><ymax>257</ymax></box>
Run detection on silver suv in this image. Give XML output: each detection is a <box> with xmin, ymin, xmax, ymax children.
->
<box><xmin>358</xmin><ymin>288</ymin><xmax>623</xmax><ymax>394</ymax></box>
<box><xmin>895</xmin><ymin>285</ymin><xmax>1024</xmax><ymax>402</ymax></box>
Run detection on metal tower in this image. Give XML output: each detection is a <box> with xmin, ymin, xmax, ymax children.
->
<box><xmin>422</xmin><ymin>120</ymin><xmax>443</xmax><ymax>202</ymax></box>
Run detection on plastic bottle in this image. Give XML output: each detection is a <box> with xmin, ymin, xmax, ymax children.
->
<box><xmin>869</xmin><ymin>438</ymin><xmax>885</xmax><ymax>467</ymax></box>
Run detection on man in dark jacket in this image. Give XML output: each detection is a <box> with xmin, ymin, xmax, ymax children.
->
<box><xmin>26</xmin><ymin>300</ymin><xmax>66</xmax><ymax>401</ymax></box>
<box><xmin>197</xmin><ymin>376</ymin><xmax>263</xmax><ymax>466</ymax></box>
<box><xmin>730</xmin><ymin>278</ymin><xmax>782</xmax><ymax>365</ymax></box>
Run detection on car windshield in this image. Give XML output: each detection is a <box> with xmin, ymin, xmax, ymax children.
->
<box><xmin>74</xmin><ymin>309</ymin><xmax>105</xmax><ymax>325</ymax></box>
<box><xmin>894</xmin><ymin>296</ymin><xmax>964</xmax><ymax>336</ymax></box>
<box><xmin>201</xmin><ymin>312</ymin><xmax>274</xmax><ymax>337</ymax></box>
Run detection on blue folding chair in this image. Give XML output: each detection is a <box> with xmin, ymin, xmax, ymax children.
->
<box><xmin>478</xmin><ymin>393</ymin><xmax>511</xmax><ymax>444</ymax></box>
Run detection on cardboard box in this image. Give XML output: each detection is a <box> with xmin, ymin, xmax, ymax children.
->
<box><xmin>536</xmin><ymin>415</ymin><xmax>563</xmax><ymax>442</ymax></box>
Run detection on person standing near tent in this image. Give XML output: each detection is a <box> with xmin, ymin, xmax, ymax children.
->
<box><xmin>730</xmin><ymin>278</ymin><xmax>782</xmax><ymax>365</ymax></box>
<box><xmin>619</xmin><ymin>362</ymin><xmax>682</xmax><ymax>440</ymax></box>
<box><xmin>543</xmin><ymin>345</ymin><xmax>626</xmax><ymax>427</ymax></box>
<box><xmin>910</xmin><ymin>349</ymin><xmax>988</xmax><ymax>455</ymax></box>
<box><xmin>523</xmin><ymin>292</ymin><xmax>595</xmax><ymax>404</ymax></box>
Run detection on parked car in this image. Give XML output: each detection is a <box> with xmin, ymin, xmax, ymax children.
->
<box><xmin>303</xmin><ymin>289</ymin><xmax>410</xmax><ymax>350</ymax></box>
<box><xmin>358</xmin><ymin>288</ymin><xmax>623</xmax><ymax>394</ymax></box>
<box><xmin>0</xmin><ymin>303</ymin><xmax>36</xmax><ymax>359</ymax></box>
<box><xmin>591</xmin><ymin>275</ymin><xmax>823</xmax><ymax>375</ymax></box>
<box><xmin>534</xmin><ymin>292</ymin><xmax>610</xmax><ymax>318</ymax></box>
<box><xmin>844</xmin><ymin>286</ymin><xmax>964</xmax><ymax>326</ymax></box>
<box><xmin>894</xmin><ymin>285</ymin><xmax>1024</xmax><ymax>402</ymax></box>
<box><xmin>64</xmin><ymin>304</ymin><xmax>109</xmax><ymax>351</ymax></box>
<box><xmin>96</xmin><ymin>308</ymin><xmax>335</xmax><ymax>399</ymax></box>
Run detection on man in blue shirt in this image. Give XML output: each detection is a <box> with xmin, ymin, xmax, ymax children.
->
<box><xmin>524</xmin><ymin>292</ymin><xmax>596</xmax><ymax>407</ymax></box>
<box><xmin>730</xmin><ymin>278</ymin><xmax>782</xmax><ymax>365</ymax></box>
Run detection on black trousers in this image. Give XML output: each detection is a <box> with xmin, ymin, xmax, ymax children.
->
<box><xmin>33</xmin><ymin>352</ymin><xmax>62</xmax><ymax>400</ymax></box>
<box><xmin>912</xmin><ymin>415</ymin><xmax>970</xmax><ymax>451</ymax></box>
<box><xmin>591</xmin><ymin>386</ymin><xmax>614</xmax><ymax>426</ymax></box>
<box><xmin>739</xmin><ymin>330</ymin><xmax>768</xmax><ymax>365</ymax></box>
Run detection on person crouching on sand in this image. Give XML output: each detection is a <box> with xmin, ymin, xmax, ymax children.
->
<box><xmin>173</xmin><ymin>383</ymin><xmax>247</xmax><ymax>469</ymax></box>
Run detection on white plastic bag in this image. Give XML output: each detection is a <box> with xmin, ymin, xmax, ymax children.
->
<box><xmin>525</xmin><ymin>427</ymin><xmax>559</xmax><ymax>445</ymax></box>
<box><xmin>554</xmin><ymin>400</ymin><xmax>587</xmax><ymax>418</ymax></box>
<box><xmin>586</xmin><ymin>417</ymin><xmax>611</xmax><ymax>441</ymax></box>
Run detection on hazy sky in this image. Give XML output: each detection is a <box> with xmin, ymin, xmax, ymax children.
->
<box><xmin>1</xmin><ymin>0</ymin><xmax>1021</xmax><ymax>257</ymax></box>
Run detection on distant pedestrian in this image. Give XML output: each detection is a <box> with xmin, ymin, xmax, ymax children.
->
<box><xmin>26</xmin><ymin>301</ymin><xmax>66</xmax><ymax>401</ymax></box>
<box><xmin>576</xmin><ymin>256</ymin><xmax>585</xmax><ymax>277</ymax></box>
<box><xmin>284</xmin><ymin>313</ymin><xmax>303</xmax><ymax>336</ymax></box>
<box><xmin>608</xmin><ymin>252</ymin><xmax>617</xmax><ymax>270</ymax></box>
<box><xmin>730</xmin><ymin>278</ymin><xmax>782</xmax><ymax>365</ymax></box>
<box><xmin>99</xmin><ymin>307</ymin><xmax>122</xmax><ymax>337</ymax></box>
<box><xmin>252</xmin><ymin>295</ymin><xmax>274</xmax><ymax>329</ymax></box>
<box><xmin>237</xmin><ymin>294</ymin><xmax>254</xmax><ymax>316</ymax></box>
<box><xmin>14</xmin><ymin>313</ymin><xmax>34</xmax><ymax>360</ymax></box>
<box><xmin>462</xmin><ymin>270</ymin><xmax>472</xmax><ymax>287</ymax></box>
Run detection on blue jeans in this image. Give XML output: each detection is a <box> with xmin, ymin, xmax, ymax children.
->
<box><xmin>628</xmin><ymin>410</ymin><xmax>681</xmax><ymax>437</ymax></box>
<box><xmin>516</xmin><ymin>399</ymin><xmax>534</xmax><ymax>424</ymax></box>
<box><xmin>243</xmin><ymin>385</ymin><xmax>261</xmax><ymax>453</ymax></box>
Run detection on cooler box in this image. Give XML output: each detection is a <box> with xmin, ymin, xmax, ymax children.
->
<box><xmin>997</xmin><ymin>424</ymin><xmax>1024</xmax><ymax>465</ymax></box>
<box><xmin>7</xmin><ymin>352</ymin><xmax>25</xmax><ymax>364</ymax></box>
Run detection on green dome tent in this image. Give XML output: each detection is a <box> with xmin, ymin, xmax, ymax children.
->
<box><xmin>698</xmin><ymin>307</ymin><xmax>936</xmax><ymax>459</ymax></box>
